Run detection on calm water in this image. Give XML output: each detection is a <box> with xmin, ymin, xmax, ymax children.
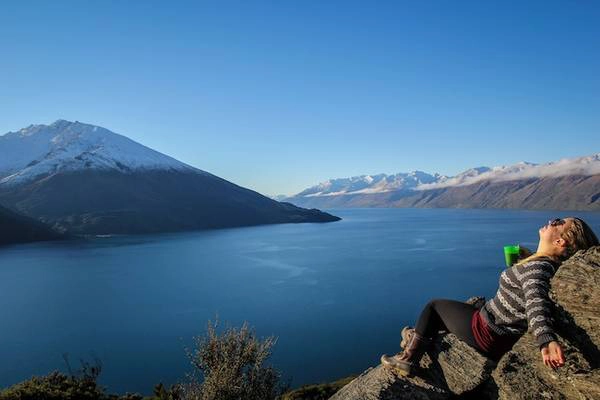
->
<box><xmin>1</xmin><ymin>208</ymin><xmax>599</xmax><ymax>394</ymax></box>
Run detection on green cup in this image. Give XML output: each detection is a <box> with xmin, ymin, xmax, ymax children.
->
<box><xmin>504</xmin><ymin>245</ymin><xmax>520</xmax><ymax>267</ymax></box>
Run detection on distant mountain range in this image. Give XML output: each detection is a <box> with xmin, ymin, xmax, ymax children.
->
<box><xmin>0</xmin><ymin>120</ymin><xmax>340</xmax><ymax>237</ymax></box>
<box><xmin>283</xmin><ymin>154</ymin><xmax>600</xmax><ymax>211</ymax></box>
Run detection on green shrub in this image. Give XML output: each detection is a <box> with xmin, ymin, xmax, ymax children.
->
<box><xmin>0</xmin><ymin>356</ymin><xmax>183</xmax><ymax>400</ymax></box>
<box><xmin>180</xmin><ymin>319</ymin><xmax>288</xmax><ymax>400</ymax></box>
<box><xmin>0</xmin><ymin>357</ymin><xmax>106</xmax><ymax>400</ymax></box>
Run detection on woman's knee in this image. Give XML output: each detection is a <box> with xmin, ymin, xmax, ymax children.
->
<box><xmin>425</xmin><ymin>298</ymin><xmax>448</xmax><ymax>310</ymax></box>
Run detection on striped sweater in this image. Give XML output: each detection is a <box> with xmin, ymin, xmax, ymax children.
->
<box><xmin>480</xmin><ymin>257</ymin><xmax>560</xmax><ymax>348</ymax></box>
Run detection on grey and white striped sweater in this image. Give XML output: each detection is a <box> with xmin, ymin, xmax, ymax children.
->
<box><xmin>480</xmin><ymin>258</ymin><xmax>559</xmax><ymax>348</ymax></box>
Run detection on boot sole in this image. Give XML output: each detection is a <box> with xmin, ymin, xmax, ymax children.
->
<box><xmin>391</xmin><ymin>365</ymin><xmax>413</xmax><ymax>377</ymax></box>
<box><xmin>381</xmin><ymin>360</ymin><xmax>414</xmax><ymax>377</ymax></box>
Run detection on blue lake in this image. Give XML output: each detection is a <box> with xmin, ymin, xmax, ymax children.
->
<box><xmin>1</xmin><ymin>208</ymin><xmax>599</xmax><ymax>394</ymax></box>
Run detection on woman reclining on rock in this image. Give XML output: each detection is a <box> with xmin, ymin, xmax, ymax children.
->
<box><xmin>380</xmin><ymin>217</ymin><xmax>599</xmax><ymax>376</ymax></box>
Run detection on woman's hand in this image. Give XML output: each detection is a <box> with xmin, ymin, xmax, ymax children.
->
<box><xmin>518</xmin><ymin>245</ymin><xmax>533</xmax><ymax>260</ymax></box>
<box><xmin>541</xmin><ymin>341</ymin><xmax>565</xmax><ymax>369</ymax></box>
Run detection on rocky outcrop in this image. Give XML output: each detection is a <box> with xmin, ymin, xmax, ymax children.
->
<box><xmin>330</xmin><ymin>333</ymin><xmax>496</xmax><ymax>400</ymax></box>
<box><xmin>329</xmin><ymin>364</ymin><xmax>448</xmax><ymax>400</ymax></box>
<box><xmin>487</xmin><ymin>246</ymin><xmax>600</xmax><ymax>400</ymax></box>
<box><xmin>329</xmin><ymin>246</ymin><xmax>600</xmax><ymax>400</ymax></box>
<box><xmin>427</xmin><ymin>332</ymin><xmax>497</xmax><ymax>395</ymax></box>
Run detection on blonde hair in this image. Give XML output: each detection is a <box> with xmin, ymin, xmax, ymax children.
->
<box><xmin>560</xmin><ymin>217</ymin><xmax>599</xmax><ymax>259</ymax></box>
<box><xmin>515</xmin><ymin>217</ymin><xmax>599</xmax><ymax>267</ymax></box>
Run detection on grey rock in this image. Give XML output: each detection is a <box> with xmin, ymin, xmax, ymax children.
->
<box><xmin>328</xmin><ymin>364</ymin><xmax>448</xmax><ymax>400</ymax></box>
<box><xmin>427</xmin><ymin>333</ymin><xmax>497</xmax><ymax>395</ymax></box>
<box><xmin>329</xmin><ymin>333</ymin><xmax>495</xmax><ymax>400</ymax></box>
<box><xmin>465</xmin><ymin>296</ymin><xmax>486</xmax><ymax>309</ymax></box>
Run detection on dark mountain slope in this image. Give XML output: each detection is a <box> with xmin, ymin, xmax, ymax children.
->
<box><xmin>0</xmin><ymin>204</ymin><xmax>64</xmax><ymax>246</ymax></box>
<box><xmin>0</xmin><ymin>170</ymin><xmax>340</xmax><ymax>235</ymax></box>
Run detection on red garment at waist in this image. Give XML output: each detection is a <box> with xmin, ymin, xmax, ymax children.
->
<box><xmin>471</xmin><ymin>309</ymin><xmax>520</xmax><ymax>361</ymax></box>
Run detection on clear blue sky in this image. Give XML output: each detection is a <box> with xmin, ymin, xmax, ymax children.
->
<box><xmin>1</xmin><ymin>1</ymin><xmax>599</xmax><ymax>196</ymax></box>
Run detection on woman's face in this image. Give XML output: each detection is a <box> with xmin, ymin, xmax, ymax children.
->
<box><xmin>538</xmin><ymin>217</ymin><xmax>574</xmax><ymax>251</ymax></box>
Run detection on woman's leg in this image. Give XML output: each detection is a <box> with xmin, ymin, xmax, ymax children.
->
<box><xmin>414</xmin><ymin>298</ymin><xmax>479</xmax><ymax>349</ymax></box>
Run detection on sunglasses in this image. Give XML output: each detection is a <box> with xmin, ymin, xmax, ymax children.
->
<box><xmin>548</xmin><ymin>218</ymin><xmax>566</xmax><ymax>226</ymax></box>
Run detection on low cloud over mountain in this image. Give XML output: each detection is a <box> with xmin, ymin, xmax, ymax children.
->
<box><xmin>284</xmin><ymin>154</ymin><xmax>600</xmax><ymax>211</ymax></box>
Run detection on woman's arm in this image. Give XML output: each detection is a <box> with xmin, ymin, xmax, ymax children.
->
<box><xmin>520</xmin><ymin>261</ymin><xmax>564</xmax><ymax>367</ymax></box>
<box><xmin>522</xmin><ymin>261</ymin><xmax>556</xmax><ymax>346</ymax></box>
<box><xmin>518</xmin><ymin>245</ymin><xmax>533</xmax><ymax>260</ymax></box>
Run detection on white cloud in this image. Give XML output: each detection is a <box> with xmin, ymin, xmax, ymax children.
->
<box><xmin>416</xmin><ymin>153</ymin><xmax>600</xmax><ymax>190</ymax></box>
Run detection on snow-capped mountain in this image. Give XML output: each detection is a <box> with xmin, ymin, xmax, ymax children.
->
<box><xmin>0</xmin><ymin>120</ymin><xmax>340</xmax><ymax>235</ymax></box>
<box><xmin>296</xmin><ymin>171</ymin><xmax>446</xmax><ymax>197</ymax></box>
<box><xmin>0</xmin><ymin>120</ymin><xmax>196</xmax><ymax>185</ymax></box>
<box><xmin>288</xmin><ymin>154</ymin><xmax>600</xmax><ymax>198</ymax></box>
<box><xmin>285</xmin><ymin>154</ymin><xmax>600</xmax><ymax>211</ymax></box>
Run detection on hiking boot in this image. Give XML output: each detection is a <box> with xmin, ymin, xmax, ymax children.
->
<box><xmin>400</xmin><ymin>326</ymin><xmax>415</xmax><ymax>349</ymax></box>
<box><xmin>381</xmin><ymin>331</ymin><xmax>430</xmax><ymax>376</ymax></box>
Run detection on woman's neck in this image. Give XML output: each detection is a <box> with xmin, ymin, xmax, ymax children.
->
<box><xmin>535</xmin><ymin>242</ymin><xmax>561</xmax><ymax>258</ymax></box>
<box><xmin>531</xmin><ymin>250</ymin><xmax>562</xmax><ymax>265</ymax></box>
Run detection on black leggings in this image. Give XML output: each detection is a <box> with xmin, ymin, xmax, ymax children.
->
<box><xmin>414</xmin><ymin>298</ymin><xmax>480</xmax><ymax>350</ymax></box>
